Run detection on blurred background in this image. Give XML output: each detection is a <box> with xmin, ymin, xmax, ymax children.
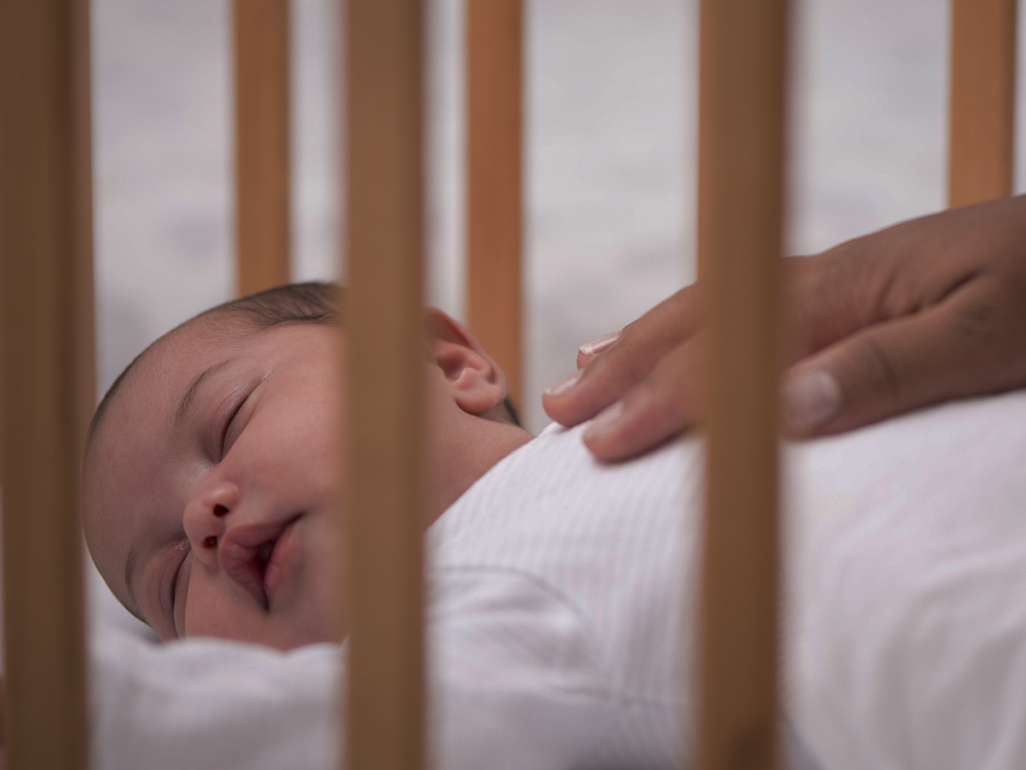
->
<box><xmin>93</xmin><ymin>0</ymin><xmax>1026</xmax><ymax>434</ymax></box>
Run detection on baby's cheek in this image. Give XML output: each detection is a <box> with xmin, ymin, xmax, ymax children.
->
<box><xmin>294</xmin><ymin>518</ymin><xmax>346</xmax><ymax>642</ymax></box>
<box><xmin>182</xmin><ymin>574</ymin><xmax>265</xmax><ymax>643</ymax></box>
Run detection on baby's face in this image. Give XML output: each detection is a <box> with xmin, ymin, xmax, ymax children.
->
<box><xmin>84</xmin><ymin>319</ymin><xmax>346</xmax><ymax>649</ymax></box>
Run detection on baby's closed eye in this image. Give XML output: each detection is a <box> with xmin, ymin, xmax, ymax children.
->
<box><xmin>215</xmin><ymin>377</ymin><xmax>264</xmax><ymax>460</ymax></box>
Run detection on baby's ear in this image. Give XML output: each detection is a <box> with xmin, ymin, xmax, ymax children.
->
<box><xmin>423</xmin><ymin>308</ymin><xmax>509</xmax><ymax>416</ymax></box>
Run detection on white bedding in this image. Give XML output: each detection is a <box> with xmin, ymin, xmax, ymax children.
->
<box><xmin>84</xmin><ymin>389</ymin><xmax>1026</xmax><ymax>769</ymax></box>
<box><xmin>788</xmin><ymin>389</ymin><xmax>1026</xmax><ymax>769</ymax></box>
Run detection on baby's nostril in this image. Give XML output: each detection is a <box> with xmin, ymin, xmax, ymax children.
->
<box><xmin>203</xmin><ymin>535</ymin><xmax>217</xmax><ymax>549</ymax></box>
<box><xmin>213</xmin><ymin>504</ymin><xmax>228</xmax><ymax>517</ymax></box>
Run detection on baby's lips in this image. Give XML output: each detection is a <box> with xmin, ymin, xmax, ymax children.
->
<box><xmin>219</xmin><ymin>519</ymin><xmax>293</xmax><ymax>607</ymax></box>
<box><xmin>263</xmin><ymin>518</ymin><xmax>300</xmax><ymax>604</ymax></box>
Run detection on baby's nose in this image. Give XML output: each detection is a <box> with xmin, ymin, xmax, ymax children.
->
<box><xmin>182</xmin><ymin>484</ymin><xmax>238</xmax><ymax>566</ymax></box>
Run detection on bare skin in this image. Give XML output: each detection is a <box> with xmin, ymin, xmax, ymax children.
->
<box><xmin>544</xmin><ymin>194</ymin><xmax>1026</xmax><ymax>460</ymax></box>
<box><xmin>84</xmin><ymin>309</ymin><xmax>531</xmax><ymax>649</ymax></box>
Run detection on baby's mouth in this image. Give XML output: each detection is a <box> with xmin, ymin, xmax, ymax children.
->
<box><xmin>220</xmin><ymin>515</ymin><xmax>302</xmax><ymax>609</ymax></box>
<box><xmin>255</xmin><ymin>539</ymin><xmax>275</xmax><ymax>572</ymax></box>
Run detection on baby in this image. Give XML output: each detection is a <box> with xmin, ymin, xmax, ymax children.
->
<box><xmin>83</xmin><ymin>282</ymin><xmax>534</xmax><ymax>649</ymax></box>
<box><xmin>82</xmin><ymin>279</ymin><xmax>728</xmax><ymax>769</ymax></box>
<box><xmin>82</xmin><ymin>279</ymin><xmax>1026</xmax><ymax>769</ymax></box>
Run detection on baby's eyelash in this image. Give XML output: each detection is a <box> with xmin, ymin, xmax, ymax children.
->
<box><xmin>220</xmin><ymin>392</ymin><xmax>249</xmax><ymax>458</ymax></box>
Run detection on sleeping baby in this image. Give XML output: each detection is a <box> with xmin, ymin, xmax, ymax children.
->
<box><xmin>84</xmin><ymin>282</ymin><xmax>533</xmax><ymax>649</ymax></box>
<box><xmin>83</xmin><ymin>280</ymin><xmax>707</xmax><ymax>765</ymax></box>
<box><xmin>82</xmin><ymin>281</ymin><xmax>1026</xmax><ymax>769</ymax></box>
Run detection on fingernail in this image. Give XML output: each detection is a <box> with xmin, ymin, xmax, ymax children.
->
<box><xmin>545</xmin><ymin>372</ymin><xmax>581</xmax><ymax>397</ymax></box>
<box><xmin>783</xmin><ymin>369</ymin><xmax>842</xmax><ymax>432</ymax></box>
<box><xmin>578</xmin><ymin>330</ymin><xmax>621</xmax><ymax>358</ymax></box>
<box><xmin>584</xmin><ymin>401</ymin><xmax>624</xmax><ymax>441</ymax></box>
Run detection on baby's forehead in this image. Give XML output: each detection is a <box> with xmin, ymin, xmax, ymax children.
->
<box><xmin>86</xmin><ymin>316</ymin><xmax>250</xmax><ymax>485</ymax></box>
<box><xmin>89</xmin><ymin>314</ymin><xmax>331</xmax><ymax>477</ymax></box>
<box><xmin>109</xmin><ymin>314</ymin><xmax>249</xmax><ymax>407</ymax></box>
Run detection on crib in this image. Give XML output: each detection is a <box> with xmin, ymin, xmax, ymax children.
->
<box><xmin>0</xmin><ymin>1</ymin><xmax>1017</xmax><ymax>769</ymax></box>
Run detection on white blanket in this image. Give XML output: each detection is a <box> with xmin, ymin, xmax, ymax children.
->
<box><xmin>788</xmin><ymin>390</ymin><xmax>1026</xmax><ymax>769</ymax></box>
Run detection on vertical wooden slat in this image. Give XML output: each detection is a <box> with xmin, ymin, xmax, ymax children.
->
<box><xmin>948</xmin><ymin>0</ymin><xmax>1017</xmax><ymax>207</ymax></box>
<box><xmin>235</xmin><ymin>0</ymin><xmax>291</xmax><ymax>296</ymax></box>
<box><xmin>345</xmin><ymin>1</ymin><xmax>425</xmax><ymax>770</ymax></box>
<box><xmin>467</xmin><ymin>0</ymin><xmax>523</xmax><ymax>407</ymax></box>
<box><xmin>696</xmin><ymin>1</ymin><xmax>788</xmax><ymax>769</ymax></box>
<box><xmin>0</xmin><ymin>1</ymin><xmax>91</xmax><ymax>768</ymax></box>
<box><xmin>72</xmin><ymin>0</ymin><xmax>98</xmax><ymax>462</ymax></box>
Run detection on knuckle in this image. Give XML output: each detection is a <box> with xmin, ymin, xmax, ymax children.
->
<box><xmin>632</xmin><ymin>368</ymin><xmax>693</xmax><ymax>426</ymax></box>
<box><xmin>852</xmin><ymin>336</ymin><xmax>901</xmax><ymax>399</ymax></box>
<box><xmin>618</xmin><ymin>318</ymin><xmax>640</xmax><ymax>344</ymax></box>
<box><xmin>815</xmin><ymin>238</ymin><xmax>865</xmax><ymax>284</ymax></box>
<box><xmin>587</xmin><ymin>340</ymin><xmax>657</xmax><ymax>390</ymax></box>
<box><xmin>632</xmin><ymin>377</ymin><xmax>676</xmax><ymax>416</ymax></box>
<box><xmin>626</xmin><ymin>354</ymin><xmax>657</xmax><ymax>388</ymax></box>
<box><xmin>951</xmin><ymin>288</ymin><xmax>1005</xmax><ymax>349</ymax></box>
<box><xmin>584</xmin><ymin>344</ymin><xmax>632</xmax><ymax>386</ymax></box>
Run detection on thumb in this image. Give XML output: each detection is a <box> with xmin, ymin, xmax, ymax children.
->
<box><xmin>782</xmin><ymin>277</ymin><xmax>1017</xmax><ymax>436</ymax></box>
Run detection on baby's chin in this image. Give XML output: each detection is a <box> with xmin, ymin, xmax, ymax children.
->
<box><xmin>177</xmin><ymin>565</ymin><xmax>345</xmax><ymax>648</ymax></box>
<box><xmin>175</xmin><ymin>610</ymin><xmax>342</xmax><ymax>649</ymax></box>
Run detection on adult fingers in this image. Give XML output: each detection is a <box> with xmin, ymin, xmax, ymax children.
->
<box><xmin>543</xmin><ymin>284</ymin><xmax>703</xmax><ymax>428</ymax></box>
<box><xmin>783</xmin><ymin>243</ymin><xmax>908</xmax><ymax>364</ymax></box>
<box><xmin>782</xmin><ymin>274</ymin><xmax>1026</xmax><ymax>436</ymax></box>
<box><xmin>579</xmin><ymin>333</ymin><xmax>705</xmax><ymax>461</ymax></box>
<box><xmin>786</xmin><ymin>196</ymin><xmax>1026</xmax><ymax>365</ymax></box>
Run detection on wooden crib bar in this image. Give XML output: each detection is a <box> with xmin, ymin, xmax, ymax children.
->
<box><xmin>344</xmin><ymin>1</ymin><xmax>426</xmax><ymax>769</ymax></box>
<box><xmin>696</xmin><ymin>1</ymin><xmax>789</xmax><ymax>769</ymax></box>
<box><xmin>0</xmin><ymin>1</ymin><xmax>93</xmax><ymax>768</ymax></box>
<box><xmin>948</xmin><ymin>0</ymin><xmax>1018</xmax><ymax>208</ymax></box>
<box><xmin>467</xmin><ymin>0</ymin><xmax>524</xmax><ymax>407</ymax></box>
<box><xmin>235</xmin><ymin>0</ymin><xmax>291</xmax><ymax>296</ymax></box>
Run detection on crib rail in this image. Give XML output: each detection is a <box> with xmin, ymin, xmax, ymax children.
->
<box><xmin>696</xmin><ymin>2</ymin><xmax>788</xmax><ymax>768</ymax></box>
<box><xmin>235</xmin><ymin>0</ymin><xmax>292</xmax><ymax>295</ymax></box>
<box><xmin>467</xmin><ymin>0</ymin><xmax>524</xmax><ymax>406</ymax></box>
<box><xmin>345</xmin><ymin>2</ymin><xmax>427</xmax><ymax>768</ymax></box>
<box><xmin>0</xmin><ymin>1</ymin><xmax>93</xmax><ymax>768</ymax></box>
<box><xmin>949</xmin><ymin>0</ymin><xmax>1018</xmax><ymax>207</ymax></box>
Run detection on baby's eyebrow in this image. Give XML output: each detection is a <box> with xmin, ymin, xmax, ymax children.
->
<box><xmin>173</xmin><ymin>358</ymin><xmax>233</xmax><ymax>429</ymax></box>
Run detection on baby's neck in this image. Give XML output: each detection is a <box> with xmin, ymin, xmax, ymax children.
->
<box><xmin>422</xmin><ymin>417</ymin><xmax>533</xmax><ymax>528</ymax></box>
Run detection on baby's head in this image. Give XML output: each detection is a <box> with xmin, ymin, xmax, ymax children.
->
<box><xmin>84</xmin><ymin>283</ymin><xmax>530</xmax><ymax>649</ymax></box>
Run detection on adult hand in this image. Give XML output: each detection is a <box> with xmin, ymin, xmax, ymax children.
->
<box><xmin>543</xmin><ymin>194</ymin><xmax>1026</xmax><ymax>460</ymax></box>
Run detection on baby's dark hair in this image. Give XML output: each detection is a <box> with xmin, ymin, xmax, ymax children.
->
<box><xmin>89</xmin><ymin>282</ymin><xmax>520</xmax><ymax>445</ymax></box>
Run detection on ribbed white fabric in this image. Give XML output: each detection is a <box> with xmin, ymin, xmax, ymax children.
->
<box><xmin>427</xmin><ymin>419</ymin><xmax>698</xmax><ymax>768</ymax></box>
